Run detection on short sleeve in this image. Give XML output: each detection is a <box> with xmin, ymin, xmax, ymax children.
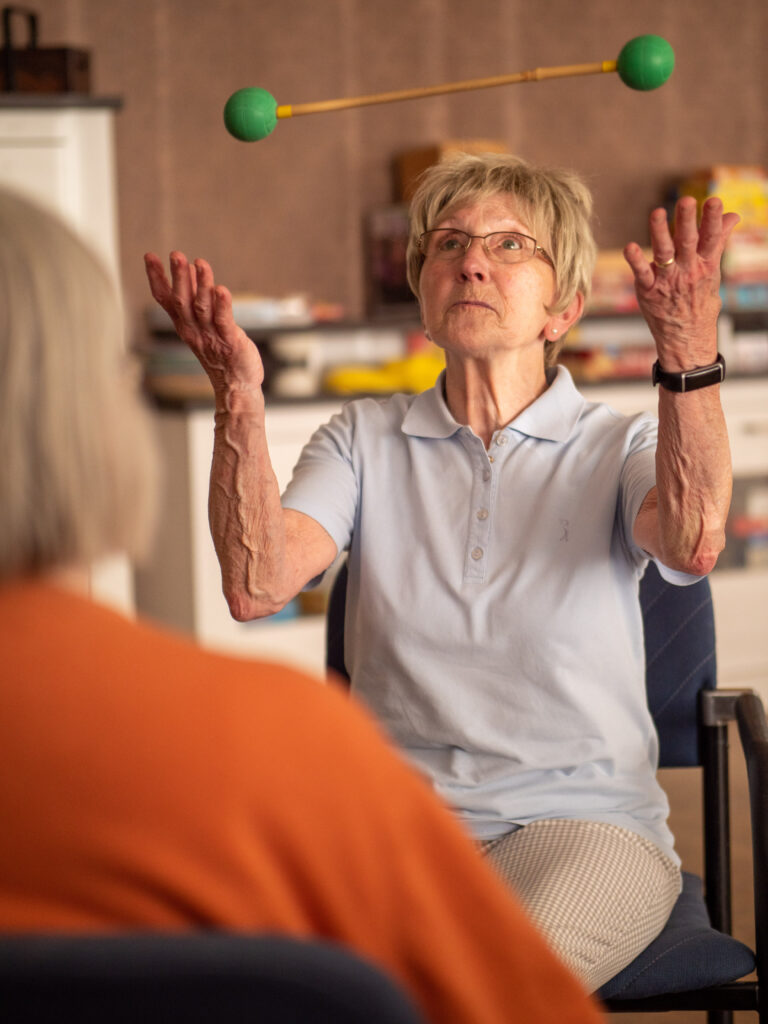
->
<box><xmin>617</xmin><ymin>413</ymin><xmax>657</xmax><ymax>568</ymax></box>
<box><xmin>281</xmin><ymin>406</ymin><xmax>359</xmax><ymax>555</ymax></box>
<box><xmin>619</xmin><ymin>413</ymin><xmax>707</xmax><ymax>587</ymax></box>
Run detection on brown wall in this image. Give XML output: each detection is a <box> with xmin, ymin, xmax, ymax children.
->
<box><xmin>22</xmin><ymin>0</ymin><xmax>768</xmax><ymax>342</ymax></box>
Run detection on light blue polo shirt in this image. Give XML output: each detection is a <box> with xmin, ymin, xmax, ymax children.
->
<box><xmin>282</xmin><ymin>366</ymin><xmax>697</xmax><ymax>863</ymax></box>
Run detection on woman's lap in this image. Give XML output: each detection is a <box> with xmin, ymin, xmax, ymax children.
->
<box><xmin>481</xmin><ymin>818</ymin><xmax>681</xmax><ymax>992</ymax></box>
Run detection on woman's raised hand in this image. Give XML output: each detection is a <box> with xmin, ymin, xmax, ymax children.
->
<box><xmin>144</xmin><ymin>251</ymin><xmax>265</xmax><ymax>397</ymax></box>
<box><xmin>623</xmin><ymin>195</ymin><xmax>740</xmax><ymax>371</ymax></box>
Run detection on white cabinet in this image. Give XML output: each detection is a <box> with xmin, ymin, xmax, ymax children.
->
<box><xmin>135</xmin><ymin>403</ymin><xmax>342</xmax><ymax>675</ymax></box>
<box><xmin>0</xmin><ymin>99</ymin><xmax>120</xmax><ymax>273</ymax></box>
<box><xmin>138</xmin><ymin>380</ymin><xmax>768</xmax><ymax>698</ymax></box>
<box><xmin>0</xmin><ymin>97</ymin><xmax>130</xmax><ymax>612</ymax></box>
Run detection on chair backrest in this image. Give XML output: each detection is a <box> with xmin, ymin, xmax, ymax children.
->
<box><xmin>326</xmin><ymin>559</ymin><xmax>717</xmax><ymax>769</ymax></box>
<box><xmin>326</xmin><ymin>558</ymin><xmax>350</xmax><ymax>682</ymax></box>
<box><xmin>640</xmin><ymin>560</ymin><xmax>716</xmax><ymax>767</ymax></box>
<box><xmin>0</xmin><ymin>932</ymin><xmax>425</xmax><ymax>1023</ymax></box>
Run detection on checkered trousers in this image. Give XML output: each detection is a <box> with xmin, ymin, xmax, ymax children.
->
<box><xmin>481</xmin><ymin>818</ymin><xmax>681</xmax><ymax>992</ymax></box>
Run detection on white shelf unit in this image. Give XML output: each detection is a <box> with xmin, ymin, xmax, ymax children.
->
<box><xmin>137</xmin><ymin>378</ymin><xmax>768</xmax><ymax>698</ymax></box>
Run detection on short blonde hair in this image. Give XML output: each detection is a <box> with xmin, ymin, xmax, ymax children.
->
<box><xmin>406</xmin><ymin>153</ymin><xmax>597</xmax><ymax>365</ymax></box>
<box><xmin>0</xmin><ymin>188</ymin><xmax>158</xmax><ymax>580</ymax></box>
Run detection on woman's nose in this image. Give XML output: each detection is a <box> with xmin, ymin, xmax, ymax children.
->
<box><xmin>457</xmin><ymin>237</ymin><xmax>490</xmax><ymax>278</ymax></box>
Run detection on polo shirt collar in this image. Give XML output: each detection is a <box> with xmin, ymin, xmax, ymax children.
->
<box><xmin>401</xmin><ymin>372</ymin><xmax>461</xmax><ymax>439</ymax></box>
<box><xmin>510</xmin><ymin>365</ymin><xmax>586</xmax><ymax>442</ymax></box>
<box><xmin>402</xmin><ymin>366</ymin><xmax>585</xmax><ymax>443</ymax></box>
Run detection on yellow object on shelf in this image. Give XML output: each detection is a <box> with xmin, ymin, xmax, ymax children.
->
<box><xmin>677</xmin><ymin>165</ymin><xmax>768</xmax><ymax>230</ymax></box>
<box><xmin>323</xmin><ymin>350</ymin><xmax>445</xmax><ymax>395</ymax></box>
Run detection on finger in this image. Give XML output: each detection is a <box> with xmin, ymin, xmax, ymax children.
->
<box><xmin>192</xmin><ymin>259</ymin><xmax>216</xmax><ymax>327</ymax></box>
<box><xmin>168</xmin><ymin>251</ymin><xmax>198</xmax><ymax>326</ymax></box>
<box><xmin>143</xmin><ymin>252</ymin><xmax>173</xmax><ymax>307</ymax></box>
<box><xmin>647</xmin><ymin>207</ymin><xmax>675</xmax><ymax>265</ymax></box>
<box><xmin>696</xmin><ymin>197</ymin><xmax>724</xmax><ymax>261</ymax></box>
<box><xmin>698</xmin><ymin>197</ymin><xmax>741</xmax><ymax>262</ymax></box>
<box><xmin>671</xmin><ymin>196</ymin><xmax>699</xmax><ymax>264</ymax></box>
<box><xmin>212</xmin><ymin>284</ymin><xmax>241</xmax><ymax>339</ymax></box>
<box><xmin>722</xmin><ymin>211</ymin><xmax>741</xmax><ymax>244</ymax></box>
<box><xmin>623</xmin><ymin>242</ymin><xmax>655</xmax><ymax>291</ymax></box>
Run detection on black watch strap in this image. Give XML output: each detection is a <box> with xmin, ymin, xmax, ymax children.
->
<box><xmin>652</xmin><ymin>353</ymin><xmax>726</xmax><ymax>392</ymax></box>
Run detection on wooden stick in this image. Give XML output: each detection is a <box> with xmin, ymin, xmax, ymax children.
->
<box><xmin>276</xmin><ymin>60</ymin><xmax>618</xmax><ymax>119</ymax></box>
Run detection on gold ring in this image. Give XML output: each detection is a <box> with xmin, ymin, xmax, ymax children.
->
<box><xmin>653</xmin><ymin>255</ymin><xmax>676</xmax><ymax>268</ymax></box>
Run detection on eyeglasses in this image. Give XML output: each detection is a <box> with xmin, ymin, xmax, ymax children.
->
<box><xmin>418</xmin><ymin>228</ymin><xmax>553</xmax><ymax>267</ymax></box>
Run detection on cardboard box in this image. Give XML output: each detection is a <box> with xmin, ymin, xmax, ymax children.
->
<box><xmin>394</xmin><ymin>139</ymin><xmax>508</xmax><ymax>201</ymax></box>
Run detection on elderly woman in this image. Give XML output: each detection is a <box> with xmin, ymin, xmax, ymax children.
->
<box><xmin>145</xmin><ymin>153</ymin><xmax>736</xmax><ymax>992</ymax></box>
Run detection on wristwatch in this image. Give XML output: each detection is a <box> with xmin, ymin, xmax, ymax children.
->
<box><xmin>652</xmin><ymin>353</ymin><xmax>726</xmax><ymax>393</ymax></box>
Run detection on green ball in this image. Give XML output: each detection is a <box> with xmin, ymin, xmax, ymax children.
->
<box><xmin>616</xmin><ymin>35</ymin><xmax>675</xmax><ymax>91</ymax></box>
<box><xmin>223</xmin><ymin>87</ymin><xmax>278</xmax><ymax>142</ymax></box>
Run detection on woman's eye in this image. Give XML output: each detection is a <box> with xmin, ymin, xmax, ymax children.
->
<box><xmin>498</xmin><ymin>235</ymin><xmax>523</xmax><ymax>250</ymax></box>
<box><xmin>438</xmin><ymin>234</ymin><xmax>465</xmax><ymax>251</ymax></box>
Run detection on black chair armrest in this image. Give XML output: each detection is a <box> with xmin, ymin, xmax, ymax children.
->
<box><xmin>699</xmin><ymin>688</ymin><xmax>759</xmax><ymax>932</ymax></box>
<box><xmin>737</xmin><ymin>690</ymin><xmax>768</xmax><ymax>995</ymax></box>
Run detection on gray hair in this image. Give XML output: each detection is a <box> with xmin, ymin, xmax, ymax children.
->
<box><xmin>0</xmin><ymin>188</ymin><xmax>158</xmax><ymax>579</ymax></box>
<box><xmin>406</xmin><ymin>152</ymin><xmax>597</xmax><ymax>366</ymax></box>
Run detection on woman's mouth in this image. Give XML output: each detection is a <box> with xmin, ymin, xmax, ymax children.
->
<box><xmin>451</xmin><ymin>299</ymin><xmax>495</xmax><ymax>312</ymax></box>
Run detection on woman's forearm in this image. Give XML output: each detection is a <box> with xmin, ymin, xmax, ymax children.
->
<box><xmin>653</xmin><ymin>385</ymin><xmax>732</xmax><ymax>575</ymax></box>
<box><xmin>209</xmin><ymin>394</ymin><xmax>291</xmax><ymax>622</ymax></box>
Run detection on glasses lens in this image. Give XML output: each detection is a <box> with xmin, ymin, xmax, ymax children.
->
<box><xmin>421</xmin><ymin>229</ymin><xmax>469</xmax><ymax>258</ymax></box>
<box><xmin>486</xmin><ymin>232</ymin><xmax>535</xmax><ymax>262</ymax></box>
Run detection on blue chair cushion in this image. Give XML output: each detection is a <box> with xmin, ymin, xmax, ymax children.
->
<box><xmin>597</xmin><ymin>872</ymin><xmax>756</xmax><ymax>1000</ymax></box>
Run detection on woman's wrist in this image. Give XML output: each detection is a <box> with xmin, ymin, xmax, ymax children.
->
<box><xmin>214</xmin><ymin>381</ymin><xmax>266</xmax><ymax>417</ymax></box>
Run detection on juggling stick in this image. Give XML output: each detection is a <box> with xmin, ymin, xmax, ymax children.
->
<box><xmin>224</xmin><ymin>34</ymin><xmax>674</xmax><ymax>143</ymax></box>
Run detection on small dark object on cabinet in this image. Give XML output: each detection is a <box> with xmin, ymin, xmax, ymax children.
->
<box><xmin>1</xmin><ymin>6</ymin><xmax>90</xmax><ymax>93</ymax></box>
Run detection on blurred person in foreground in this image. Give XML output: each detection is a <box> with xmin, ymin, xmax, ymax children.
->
<box><xmin>0</xmin><ymin>188</ymin><xmax>603</xmax><ymax>1024</ymax></box>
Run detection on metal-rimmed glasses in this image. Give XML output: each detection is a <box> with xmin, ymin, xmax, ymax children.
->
<box><xmin>418</xmin><ymin>228</ymin><xmax>553</xmax><ymax>267</ymax></box>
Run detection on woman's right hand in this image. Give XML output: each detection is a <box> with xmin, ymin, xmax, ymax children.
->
<box><xmin>144</xmin><ymin>251</ymin><xmax>265</xmax><ymax>398</ymax></box>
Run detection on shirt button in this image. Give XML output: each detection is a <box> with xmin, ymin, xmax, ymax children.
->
<box><xmin>496</xmin><ymin>434</ymin><xmax>508</xmax><ymax>446</ymax></box>
<box><xmin>476</xmin><ymin>508</ymin><xmax>488</xmax><ymax>520</ymax></box>
<box><xmin>471</xmin><ymin>546</ymin><xmax>484</xmax><ymax>560</ymax></box>
<box><xmin>488</xmin><ymin>455</ymin><xmax>495</xmax><ymax>463</ymax></box>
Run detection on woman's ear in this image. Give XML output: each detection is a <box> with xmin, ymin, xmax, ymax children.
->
<box><xmin>419</xmin><ymin>309</ymin><xmax>432</xmax><ymax>342</ymax></box>
<box><xmin>545</xmin><ymin>292</ymin><xmax>584</xmax><ymax>341</ymax></box>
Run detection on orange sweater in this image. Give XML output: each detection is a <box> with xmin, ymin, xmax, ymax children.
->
<box><xmin>0</xmin><ymin>579</ymin><xmax>603</xmax><ymax>1024</ymax></box>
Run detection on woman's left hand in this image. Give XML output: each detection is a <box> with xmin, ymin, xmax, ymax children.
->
<box><xmin>623</xmin><ymin>195</ymin><xmax>740</xmax><ymax>371</ymax></box>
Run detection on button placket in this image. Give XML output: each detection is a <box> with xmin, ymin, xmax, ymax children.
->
<box><xmin>465</xmin><ymin>449</ymin><xmax>496</xmax><ymax>581</ymax></box>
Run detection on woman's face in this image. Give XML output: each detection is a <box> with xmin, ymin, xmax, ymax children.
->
<box><xmin>418</xmin><ymin>194</ymin><xmax>558</xmax><ymax>361</ymax></box>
